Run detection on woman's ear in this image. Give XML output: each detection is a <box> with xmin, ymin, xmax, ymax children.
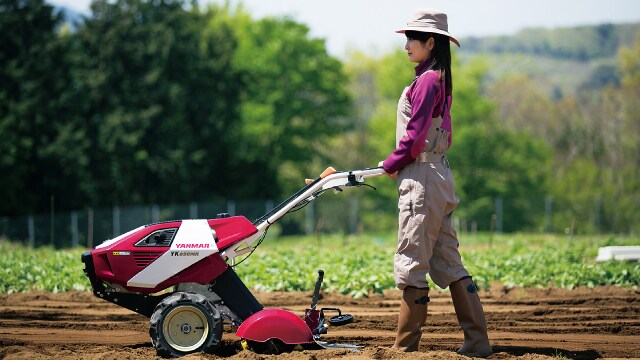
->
<box><xmin>426</xmin><ymin>37</ymin><xmax>435</xmax><ymax>51</ymax></box>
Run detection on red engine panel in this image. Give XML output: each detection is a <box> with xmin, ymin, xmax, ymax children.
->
<box><xmin>89</xmin><ymin>216</ymin><xmax>258</xmax><ymax>293</ymax></box>
<box><xmin>209</xmin><ymin>217</ymin><xmax>258</xmax><ymax>250</ymax></box>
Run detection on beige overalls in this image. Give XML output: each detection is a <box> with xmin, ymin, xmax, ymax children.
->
<box><xmin>393</xmin><ymin>78</ymin><xmax>470</xmax><ymax>290</ymax></box>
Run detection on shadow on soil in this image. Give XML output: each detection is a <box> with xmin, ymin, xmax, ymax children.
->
<box><xmin>493</xmin><ymin>345</ymin><xmax>601</xmax><ymax>360</ymax></box>
<box><xmin>127</xmin><ymin>340</ymin><xmax>244</xmax><ymax>357</ymax></box>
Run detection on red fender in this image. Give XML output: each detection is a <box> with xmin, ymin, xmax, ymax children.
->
<box><xmin>236</xmin><ymin>308</ymin><xmax>314</xmax><ymax>344</ymax></box>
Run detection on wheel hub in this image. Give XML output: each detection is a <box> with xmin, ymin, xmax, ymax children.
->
<box><xmin>162</xmin><ymin>305</ymin><xmax>209</xmax><ymax>352</ymax></box>
<box><xmin>181</xmin><ymin>323</ymin><xmax>192</xmax><ymax>333</ymax></box>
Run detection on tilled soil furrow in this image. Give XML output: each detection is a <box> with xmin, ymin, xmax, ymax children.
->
<box><xmin>0</xmin><ymin>287</ymin><xmax>638</xmax><ymax>359</ymax></box>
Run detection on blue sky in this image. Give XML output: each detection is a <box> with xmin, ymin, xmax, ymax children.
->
<box><xmin>50</xmin><ymin>0</ymin><xmax>640</xmax><ymax>57</ymax></box>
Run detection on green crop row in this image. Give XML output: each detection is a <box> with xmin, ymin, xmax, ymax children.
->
<box><xmin>465</xmin><ymin>246</ymin><xmax>639</xmax><ymax>289</ymax></box>
<box><xmin>232</xmin><ymin>245</ymin><xmax>396</xmax><ymax>298</ymax></box>
<box><xmin>0</xmin><ymin>233</ymin><xmax>638</xmax><ymax>296</ymax></box>
<box><xmin>233</xmin><ymin>234</ymin><xmax>639</xmax><ymax>296</ymax></box>
<box><xmin>0</xmin><ymin>241</ymin><xmax>89</xmax><ymax>293</ymax></box>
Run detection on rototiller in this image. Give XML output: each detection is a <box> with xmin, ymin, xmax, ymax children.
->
<box><xmin>81</xmin><ymin>166</ymin><xmax>385</xmax><ymax>357</ymax></box>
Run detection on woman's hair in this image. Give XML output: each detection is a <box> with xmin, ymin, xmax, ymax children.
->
<box><xmin>405</xmin><ymin>30</ymin><xmax>452</xmax><ymax>96</ymax></box>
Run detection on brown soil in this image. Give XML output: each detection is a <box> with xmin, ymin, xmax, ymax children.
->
<box><xmin>1</xmin><ymin>285</ymin><xmax>639</xmax><ymax>359</ymax></box>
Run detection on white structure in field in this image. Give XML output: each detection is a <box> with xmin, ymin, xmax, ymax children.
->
<box><xmin>595</xmin><ymin>246</ymin><xmax>640</xmax><ymax>262</ymax></box>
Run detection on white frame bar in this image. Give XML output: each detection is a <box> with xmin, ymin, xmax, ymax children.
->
<box><xmin>221</xmin><ymin>167</ymin><xmax>386</xmax><ymax>260</ymax></box>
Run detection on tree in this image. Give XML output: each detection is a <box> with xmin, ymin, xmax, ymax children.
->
<box><xmin>217</xmin><ymin>7</ymin><xmax>352</xmax><ymax>197</ymax></box>
<box><xmin>71</xmin><ymin>0</ymin><xmax>243</xmax><ymax>206</ymax></box>
<box><xmin>0</xmin><ymin>0</ymin><xmax>86</xmax><ymax>215</ymax></box>
<box><xmin>451</xmin><ymin>124</ymin><xmax>552</xmax><ymax>232</ymax></box>
<box><xmin>487</xmin><ymin>73</ymin><xmax>559</xmax><ymax>139</ymax></box>
<box><xmin>447</xmin><ymin>57</ymin><xmax>551</xmax><ymax>231</ymax></box>
<box><xmin>544</xmin><ymin>35</ymin><xmax>640</xmax><ymax>234</ymax></box>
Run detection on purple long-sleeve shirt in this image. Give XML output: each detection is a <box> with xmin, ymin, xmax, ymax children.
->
<box><xmin>382</xmin><ymin>61</ymin><xmax>453</xmax><ymax>174</ymax></box>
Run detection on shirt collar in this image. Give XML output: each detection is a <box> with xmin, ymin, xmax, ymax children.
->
<box><xmin>414</xmin><ymin>60</ymin><xmax>431</xmax><ymax>77</ymax></box>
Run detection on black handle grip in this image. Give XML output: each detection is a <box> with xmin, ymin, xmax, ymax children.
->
<box><xmin>310</xmin><ymin>270</ymin><xmax>324</xmax><ymax>309</ymax></box>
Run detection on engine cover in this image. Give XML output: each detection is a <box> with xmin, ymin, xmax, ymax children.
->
<box><xmin>86</xmin><ymin>217</ymin><xmax>257</xmax><ymax>293</ymax></box>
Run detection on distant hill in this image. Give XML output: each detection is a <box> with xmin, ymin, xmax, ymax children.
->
<box><xmin>457</xmin><ymin>23</ymin><xmax>640</xmax><ymax>96</ymax></box>
<box><xmin>460</xmin><ymin>23</ymin><xmax>640</xmax><ymax>61</ymax></box>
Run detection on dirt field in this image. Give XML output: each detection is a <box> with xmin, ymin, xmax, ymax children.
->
<box><xmin>0</xmin><ymin>285</ymin><xmax>638</xmax><ymax>360</ymax></box>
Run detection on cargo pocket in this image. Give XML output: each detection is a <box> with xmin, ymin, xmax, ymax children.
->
<box><xmin>398</xmin><ymin>165</ymin><xmax>415</xmax><ymax>216</ymax></box>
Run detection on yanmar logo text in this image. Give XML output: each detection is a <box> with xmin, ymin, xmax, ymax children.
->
<box><xmin>176</xmin><ymin>243</ymin><xmax>210</xmax><ymax>249</ymax></box>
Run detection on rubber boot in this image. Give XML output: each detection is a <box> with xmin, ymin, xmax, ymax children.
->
<box><xmin>450</xmin><ymin>277</ymin><xmax>492</xmax><ymax>357</ymax></box>
<box><xmin>392</xmin><ymin>286</ymin><xmax>429</xmax><ymax>352</ymax></box>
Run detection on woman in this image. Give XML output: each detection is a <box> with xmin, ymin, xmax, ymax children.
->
<box><xmin>379</xmin><ymin>9</ymin><xmax>492</xmax><ymax>357</ymax></box>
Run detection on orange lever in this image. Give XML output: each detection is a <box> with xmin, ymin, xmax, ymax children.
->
<box><xmin>319</xmin><ymin>167</ymin><xmax>336</xmax><ymax>178</ymax></box>
<box><xmin>304</xmin><ymin>167</ymin><xmax>336</xmax><ymax>184</ymax></box>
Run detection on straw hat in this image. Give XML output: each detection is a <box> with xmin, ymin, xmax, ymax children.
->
<box><xmin>396</xmin><ymin>8</ymin><xmax>460</xmax><ymax>47</ymax></box>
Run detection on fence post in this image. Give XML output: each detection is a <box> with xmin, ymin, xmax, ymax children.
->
<box><xmin>71</xmin><ymin>211</ymin><xmax>79</xmax><ymax>247</ymax></box>
<box><xmin>87</xmin><ymin>208</ymin><xmax>93</xmax><ymax>248</ymax></box>
<box><xmin>305</xmin><ymin>202</ymin><xmax>314</xmax><ymax>235</ymax></box>
<box><xmin>227</xmin><ymin>200</ymin><xmax>236</xmax><ymax>216</ymax></box>
<box><xmin>489</xmin><ymin>214</ymin><xmax>497</xmax><ymax>249</ymax></box>
<box><xmin>50</xmin><ymin>195</ymin><xmax>55</xmax><ymax>247</ymax></box>
<box><xmin>151</xmin><ymin>204</ymin><xmax>160</xmax><ymax>223</ymax></box>
<box><xmin>594</xmin><ymin>196</ymin><xmax>601</xmax><ymax>233</ymax></box>
<box><xmin>113</xmin><ymin>206</ymin><xmax>120</xmax><ymax>237</ymax></box>
<box><xmin>495</xmin><ymin>196</ymin><xmax>503</xmax><ymax>233</ymax></box>
<box><xmin>471</xmin><ymin>221</ymin><xmax>477</xmax><ymax>243</ymax></box>
<box><xmin>545</xmin><ymin>195</ymin><xmax>553</xmax><ymax>233</ymax></box>
<box><xmin>349</xmin><ymin>197</ymin><xmax>358</xmax><ymax>235</ymax></box>
<box><xmin>28</xmin><ymin>215</ymin><xmax>35</xmax><ymax>248</ymax></box>
<box><xmin>190</xmin><ymin>202</ymin><xmax>198</xmax><ymax>219</ymax></box>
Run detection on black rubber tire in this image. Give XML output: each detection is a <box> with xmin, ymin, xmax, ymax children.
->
<box><xmin>149</xmin><ymin>292</ymin><xmax>222</xmax><ymax>358</ymax></box>
<box><xmin>329</xmin><ymin>313</ymin><xmax>354</xmax><ymax>326</ymax></box>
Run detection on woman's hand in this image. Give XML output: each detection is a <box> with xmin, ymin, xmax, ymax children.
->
<box><xmin>378</xmin><ymin>161</ymin><xmax>398</xmax><ymax>180</ymax></box>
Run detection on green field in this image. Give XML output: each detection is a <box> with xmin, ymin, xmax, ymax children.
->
<box><xmin>1</xmin><ymin>233</ymin><xmax>637</xmax><ymax>297</ymax></box>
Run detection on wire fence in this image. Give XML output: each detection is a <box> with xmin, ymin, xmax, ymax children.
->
<box><xmin>0</xmin><ymin>192</ymin><xmax>631</xmax><ymax>249</ymax></box>
<box><xmin>0</xmin><ymin>195</ymin><xmax>384</xmax><ymax>248</ymax></box>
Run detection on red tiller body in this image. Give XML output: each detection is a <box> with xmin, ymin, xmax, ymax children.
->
<box><xmin>82</xmin><ymin>166</ymin><xmax>385</xmax><ymax>356</ymax></box>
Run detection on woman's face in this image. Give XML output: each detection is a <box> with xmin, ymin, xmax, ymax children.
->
<box><xmin>404</xmin><ymin>36</ymin><xmax>434</xmax><ymax>63</ymax></box>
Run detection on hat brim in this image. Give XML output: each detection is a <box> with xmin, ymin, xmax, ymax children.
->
<box><xmin>396</xmin><ymin>27</ymin><xmax>460</xmax><ymax>47</ymax></box>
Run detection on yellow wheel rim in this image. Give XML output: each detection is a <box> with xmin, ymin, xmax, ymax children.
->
<box><xmin>162</xmin><ymin>305</ymin><xmax>209</xmax><ymax>352</ymax></box>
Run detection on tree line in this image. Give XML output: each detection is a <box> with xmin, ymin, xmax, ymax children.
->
<box><xmin>461</xmin><ymin>23</ymin><xmax>640</xmax><ymax>62</ymax></box>
<box><xmin>1</xmin><ymin>0</ymin><xmax>638</xmax><ymax>234</ymax></box>
<box><xmin>1</xmin><ymin>0</ymin><xmax>350</xmax><ymax>216</ymax></box>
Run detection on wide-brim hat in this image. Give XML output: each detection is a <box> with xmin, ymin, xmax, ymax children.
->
<box><xmin>396</xmin><ymin>8</ymin><xmax>460</xmax><ymax>47</ymax></box>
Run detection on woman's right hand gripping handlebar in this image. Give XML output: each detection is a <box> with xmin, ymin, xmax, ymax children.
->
<box><xmin>378</xmin><ymin>161</ymin><xmax>398</xmax><ymax>180</ymax></box>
